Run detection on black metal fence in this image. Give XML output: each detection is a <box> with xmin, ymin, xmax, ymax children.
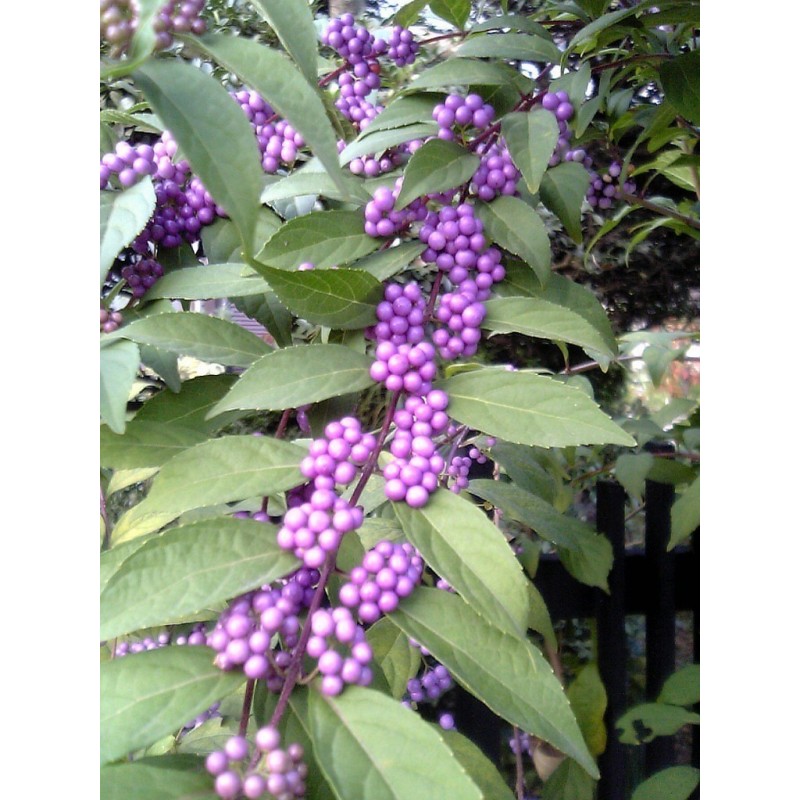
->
<box><xmin>452</xmin><ymin>477</ymin><xmax>700</xmax><ymax>799</ymax></box>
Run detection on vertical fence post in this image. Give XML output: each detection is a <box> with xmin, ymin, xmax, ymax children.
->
<box><xmin>595</xmin><ymin>480</ymin><xmax>628</xmax><ymax>800</ymax></box>
<box><xmin>644</xmin><ymin>468</ymin><xmax>676</xmax><ymax>776</ymax></box>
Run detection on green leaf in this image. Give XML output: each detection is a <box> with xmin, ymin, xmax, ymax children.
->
<box><xmin>393</xmin><ymin>0</ymin><xmax>429</xmax><ymax>28</ymax></box>
<box><xmin>230</xmin><ymin>293</ymin><xmax>294</xmax><ymax>349</ymax></box>
<box><xmin>539</xmin><ymin>162</ymin><xmax>591</xmax><ymax>243</ymax></box>
<box><xmin>429</xmin><ymin>0</ymin><xmax>471</xmax><ymax>29</ymax></box>
<box><xmin>100</xmin><ymin>517</ymin><xmax>299</xmax><ymax>640</ymax></box>
<box><xmin>541</xmin><ymin>759</ymin><xmax>596</xmax><ymax>800</ymax></box>
<box><xmin>467</xmin><ymin>479</ymin><xmax>613</xmax><ymax>591</ymax></box>
<box><xmin>471</xmin><ymin>14</ymin><xmax>551</xmax><ymax>37</ymax></box>
<box><xmin>658</xmin><ymin>664</ymin><xmax>699</xmax><ymax>708</ymax></box>
<box><xmin>100</xmin><ymin>108</ymin><xmax>163</xmax><ymax>134</ymax></box>
<box><xmin>100</xmin><ymin>179</ymin><xmax>156</xmax><ymax>286</ymax></box>
<box><xmin>482</xmin><ymin>296</ymin><xmax>615</xmax><ymax>362</ymax></box>
<box><xmin>133</xmin><ymin>374</ymin><xmax>239</xmax><ymax>432</ymax></box>
<box><xmin>549</xmin><ymin>62</ymin><xmax>592</xmax><ymax>109</ymax></box>
<box><xmin>144</xmin><ymin>264</ymin><xmax>271</xmax><ymax>301</ymax></box>
<box><xmin>247</xmin><ymin>0</ymin><xmax>319</xmax><ymax>86</ymax></box>
<box><xmin>308</xmin><ymin>685</ymin><xmax>483</xmax><ymax>800</ymax></box>
<box><xmin>262</xmin><ymin>165</ymin><xmax>370</xmax><ymax>205</ymax></box>
<box><xmin>139</xmin><ymin>344</ymin><xmax>182</xmax><ymax>393</ymax></box>
<box><xmin>669</xmin><ymin>477</ymin><xmax>699</xmax><ymax>550</ymax></box>
<box><xmin>632</xmin><ymin>766</ymin><xmax>700</xmax><ymax>800</ymax></box>
<box><xmin>111</xmin><ymin>435</ymin><xmax>306</xmax><ymax>543</ymax></box>
<box><xmin>394</xmin><ymin>139</ymin><xmax>479</xmax><ymax>209</ymax></box>
<box><xmin>455</xmin><ymin>32</ymin><xmax>561</xmax><ymax>63</ymax></box>
<box><xmin>255</xmin><ymin>266</ymin><xmax>383</xmax><ymax>330</ymax></box>
<box><xmin>362</xmin><ymin>94</ymin><xmax>443</xmax><ymax>133</ymax></box>
<box><xmin>113</xmin><ymin>312</ymin><xmax>271</xmax><ymax>367</ymax></box>
<box><xmin>366</xmin><ymin>617</ymin><xmax>421</xmax><ymax>700</ymax></box>
<box><xmin>187</xmin><ymin>33</ymin><xmax>351</xmax><ymax>201</ymax></box>
<box><xmin>100</xmin><ymin>0</ymin><xmax>161</xmax><ymax>78</ymax></box>
<box><xmin>339</xmin><ymin>122</ymin><xmax>439</xmax><ymax>166</ymax></box>
<box><xmin>393</xmin><ymin>489</ymin><xmax>530</xmax><ymax>635</ymax></box>
<box><xmin>616</xmin><ymin>702</ymin><xmax>700</xmax><ymax>745</ymax></box>
<box><xmin>659</xmin><ymin>50</ymin><xmax>700</xmax><ymax>125</ymax></box>
<box><xmin>101</xmin><ymin>339</ymin><xmax>141</xmax><ymax>434</ymax></box>
<box><xmin>100</xmin><ymin>755</ymin><xmax>215</xmax><ymax>800</ymax></box>
<box><xmin>133</xmin><ymin>58</ymin><xmax>264</xmax><ymax>257</ymax></box>
<box><xmin>567</xmin><ymin>663</ymin><xmax>608</xmax><ymax>756</ymax></box>
<box><xmin>282</xmin><ymin>691</ymin><xmax>340</xmax><ymax>800</ymax></box>
<box><xmin>527</xmin><ymin>580</ymin><xmax>557</xmax><ymax>651</ymax></box>
<box><xmin>101</xmin><ymin>421</ymin><xmax>208</xmax><ymax>469</ymax></box>
<box><xmin>490</xmin><ymin>441</ymin><xmax>558</xmax><ymax>503</ymax></box>
<box><xmin>437</xmin><ymin>367</ymin><xmax>636</xmax><ymax>448</ymax></box>
<box><xmin>650</xmin><ymin>398</ymin><xmax>698</xmax><ymax>430</ymax></box>
<box><xmin>177</xmin><ymin>717</ymin><xmax>241</xmax><ymax>757</ymax></box>
<box><xmin>390</xmin><ymin>588</ymin><xmax>599</xmax><ymax>778</ymax></box>
<box><xmin>348</xmin><ymin>241</ymin><xmax>427</xmax><ymax>282</ymax></box>
<box><xmin>502</xmin><ymin>109</ymin><xmax>560</xmax><ymax>195</ymax></box>
<box><xmin>474</xmin><ymin>196</ymin><xmax>551</xmax><ymax>285</ymax></box>
<box><xmin>566</xmin><ymin>5</ymin><xmax>643</xmax><ymax>52</ymax></box>
<box><xmin>100</xmin><ymin>646</ymin><xmax>246</xmax><ymax>764</ymax></box>
<box><xmin>614</xmin><ymin>453</ymin><xmax>654</xmax><ymax>501</ymax></box>
<box><xmin>101</xmin><ymin>536</ymin><xmax>156</xmax><ymax>594</ymax></box>
<box><xmin>440</xmin><ymin>729</ymin><xmax>516</xmax><ymax>800</ymax></box>
<box><xmin>201</xmin><ymin>211</ymin><xmax>283</xmax><ymax>265</ymax></box>
<box><xmin>209</xmin><ymin>344</ymin><xmax>374</xmax><ymax>415</ymax></box>
<box><xmin>404</xmin><ymin>58</ymin><xmax>521</xmax><ymax>93</ymax></box>
<box><xmin>257</xmin><ymin>210</ymin><xmax>381</xmax><ymax>270</ymax></box>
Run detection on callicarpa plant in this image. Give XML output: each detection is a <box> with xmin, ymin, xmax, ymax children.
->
<box><xmin>100</xmin><ymin>1</ymin><xmax>700</xmax><ymax>799</ymax></box>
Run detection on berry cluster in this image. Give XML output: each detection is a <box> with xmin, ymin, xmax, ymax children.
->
<box><xmin>232</xmin><ymin>89</ymin><xmax>306</xmax><ymax>174</ymax></box>
<box><xmin>100</xmin><ymin>130</ymin><xmax>224</xmax><ymax>255</ymax></box>
<box><xmin>338</xmin><ymin>540</ymin><xmax>424</xmax><ymax>623</ymax></box>
<box><xmin>470</xmin><ymin>139</ymin><xmax>521</xmax><ymax>202</ymax></box>
<box><xmin>383</xmin><ymin>391</ymin><xmax>450</xmax><ymax>508</ymax></box>
<box><xmin>306</xmin><ymin>607</ymin><xmax>373</xmax><ymax>696</ymax></box>
<box><xmin>100</xmin><ymin>140</ymin><xmax>158</xmax><ymax>189</ymax></box>
<box><xmin>420</xmin><ymin>204</ymin><xmax>504</xmax><ymax>296</ymax></box>
<box><xmin>386</xmin><ymin>25</ymin><xmax>419</xmax><ymax>66</ymax></box>
<box><xmin>152</xmin><ymin>1</ymin><xmax>208</xmax><ymax>51</ymax></box>
<box><xmin>586</xmin><ymin>161</ymin><xmax>637</xmax><ymax>210</ymax></box>
<box><xmin>539</xmin><ymin>90</ymin><xmax>576</xmax><ymax>167</ymax></box>
<box><xmin>100</xmin><ymin>307</ymin><xmax>123</xmax><ymax>333</ymax></box>
<box><xmin>100</xmin><ymin>0</ymin><xmax>207</xmax><ymax>58</ymax></box>
<box><xmin>434</xmin><ymin>93</ymin><xmax>495</xmax><ymax>140</ymax></box>
<box><xmin>205</xmin><ymin>727</ymin><xmax>307</xmax><ymax>800</ymax></box>
<box><xmin>207</xmin><ymin>570</ymin><xmax>319</xmax><ymax>688</ymax></box>
<box><xmin>277</xmin><ymin>418</ymin><xmax>376</xmax><ymax>569</ymax></box>
<box><xmin>363</xmin><ymin>180</ymin><xmax>427</xmax><ymax>239</ymax></box>
<box><xmin>323</xmin><ymin>16</ymin><xmax>419</xmax><ymax>133</ymax></box>
<box><xmin>100</xmin><ymin>0</ymin><xmax>137</xmax><ymax>57</ymax></box>
<box><xmin>370</xmin><ymin>281</ymin><xmax>427</xmax><ymax>346</ymax></box>
<box><xmin>446</xmin><ymin>446</ymin><xmax>489</xmax><ymax>493</ymax></box>
<box><xmin>121</xmin><ymin>256</ymin><xmax>164</xmax><ymax>298</ymax></box>
<box><xmin>112</xmin><ymin>624</ymin><xmax>209</xmax><ymax>657</ymax></box>
<box><xmin>368</xmin><ymin>340</ymin><xmax>438</xmax><ymax>396</ymax></box>
<box><xmin>406</xmin><ymin>662</ymin><xmax>454</xmax><ymax>704</ymax></box>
